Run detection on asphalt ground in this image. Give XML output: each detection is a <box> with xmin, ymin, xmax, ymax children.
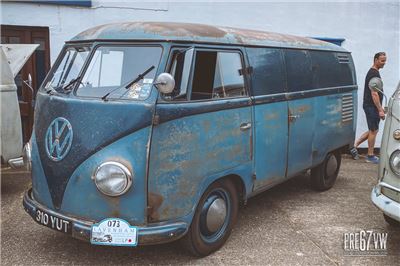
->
<box><xmin>1</xmin><ymin>156</ymin><xmax>399</xmax><ymax>265</ymax></box>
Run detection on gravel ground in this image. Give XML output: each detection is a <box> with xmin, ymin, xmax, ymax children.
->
<box><xmin>1</xmin><ymin>157</ymin><xmax>399</xmax><ymax>265</ymax></box>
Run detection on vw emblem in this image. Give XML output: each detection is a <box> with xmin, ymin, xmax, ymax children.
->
<box><xmin>45</xmin><ymin>117</ymin><xmax>73</xmax><ymax>162</ymax></box>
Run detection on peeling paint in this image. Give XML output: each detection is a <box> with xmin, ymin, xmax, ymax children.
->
<box><xmin>295</xmin><ymin>105</ymin><xmax>311</xmax><ymax>114</ymax></box>
<box><xmin>70</xmin><ymin>22</ymin><xmax>346</xmax><ymax>52</ymax></box>
<box><xmin>147</xmin><ymin>192</ymin><xmax>163</xmax><ymax>221</ymax></box>
<box><xmin>148</xmin><ymin>103</ymin><xmax>252</xmax><ymax>221</ymax></box>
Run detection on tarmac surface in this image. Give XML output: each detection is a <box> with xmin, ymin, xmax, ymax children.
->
<box><xmin>1</xmin><ymin>156</ymin><xmax>399</xmax><ymax>265</ymax></box>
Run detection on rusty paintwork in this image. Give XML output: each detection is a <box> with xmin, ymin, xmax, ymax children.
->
<box><xmin>147</xmin><ymin>192</ymin><xmax>164</xmax><ymax>221</ymax></box>
<box><xmin>24</xmin><ymin>27</ymin><xmax>358</xmax><ymax>248</ymax></box>
<box><xmin>148</xmin><ymin>98</ymin><xmax>252</xmax><ymax>221</ymax></box>
<box><xmin>70</xmin><ymin>22</ymin><xmax>346</xmax><ymax>52</ymax></box>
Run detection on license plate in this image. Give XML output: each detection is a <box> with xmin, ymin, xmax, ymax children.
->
<box><xmin>35</xmin><ymin>208</ymin><xmax>72</xmax><ymax>234</ymax></box>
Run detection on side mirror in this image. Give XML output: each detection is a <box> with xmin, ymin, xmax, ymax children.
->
<box><xmin>369</xmin><ymin>77</ymin><xmax>388</xmax><ymax>110</ymax></box>
<box><xmin>368</xmin><ymin>77</ymin><xmax>383</xmax><ymax>93</ymax></box>
<box><xmin>23</xmin><ymin>73</ymin><xmax>34</xmax><ymax>91</ymax></box>
<box><xmin>154</xmin><ymin>73</ymin><xmax>175</xmax><ymax>94</ymax></box>
<box><xmin>28</xmin><ymin>74</ymin><xmax>32</xmax><ymax>88</ymax></box>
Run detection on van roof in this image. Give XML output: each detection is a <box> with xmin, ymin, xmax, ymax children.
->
<box><xmin>70</xmin><ymin>22</ymin><xmax>348</xmax><ymax>52</ymax></box>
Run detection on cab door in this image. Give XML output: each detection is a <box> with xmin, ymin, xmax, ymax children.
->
<box><xmin>147</xmin><ymin>47</ymin><xmax>252</xmax><ymax>222</ymax></box>
<box><xmin>285</xmin><ymin>50</ymin><xmax>314</xmax><ymax>177</ymax></box>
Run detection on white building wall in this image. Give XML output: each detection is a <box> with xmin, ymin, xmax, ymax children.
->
<box><xmin>1</xmin><ymin>0</ymin><xmax>399</xmax><ymax>147</ymax></box>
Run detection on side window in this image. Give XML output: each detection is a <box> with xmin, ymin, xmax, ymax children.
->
<box><xmin>167</xmin><ymin>48</ymin><xmax>194</xmax><ymax>100</ymax></box>
<box><xmin>309</xmin><ymin>51</ymin><xmax>339</xmax><ymax>88</ymax></box>
<box><xmin>284</xmin><ymin>49</ymin><xmax>313</xmax><ymax>92</ymax></box>
<box><xmin>336</xmin><ymin>53</ymin><xmax>356</xmax><ymax>86</ymax></box>
<box><xmin>191</xmin><ymin>51</ymin><xmax>246</xmax><ymax>100</ymax></box>
<box><xmin>309</xmin><ymin>51</ymin><xmax>355</xmax><ymax>88</ymax></box>
<box><xmin>246</xmin><ymin>47</ymin><xmax>286</xmax><ymax>96</ymax></box>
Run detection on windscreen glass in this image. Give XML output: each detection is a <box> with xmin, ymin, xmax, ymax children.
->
<box><xmin>76</xmin><ymin>46</ymin><xmax>162</xmax><ymax>100</ymax></box>
<box><xmin>43</xmin><ymin>46</ymin><xmax>90</xmax><ymax>93</ymax></box>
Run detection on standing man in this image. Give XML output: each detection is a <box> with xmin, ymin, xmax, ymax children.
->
<box><xmin>353</xmin><ymin>52</ymin><xmax>386</xmax><ymax>163</ymax></box>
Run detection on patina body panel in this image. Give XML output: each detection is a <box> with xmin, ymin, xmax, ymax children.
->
<box><xmin>32</xmin><ymin>89</ymin><xmax>157</xmax><ymax>223</ymax></box>
<box><xmin>71</xmin><ymin>22</ymin><xmax>347</xmax><ymax>52</ymax></box>
<box><xmin>148</xmin><ymin>98</ymin><xmax>252</xmax><ymax>221</ymax></box>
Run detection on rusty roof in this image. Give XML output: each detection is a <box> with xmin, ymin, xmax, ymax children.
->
<box><xmin>70</xmin><ymin>22</ymin><xmax>347</xmax><ymax>52</ymax></box>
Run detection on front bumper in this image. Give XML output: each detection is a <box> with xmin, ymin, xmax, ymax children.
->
<box><xmin>371</xmin><ymin>183</ymin><xmax>400</xmax><ymax>222</ymax></box>
<box><xmin>23</xmin><ymin>189</ymin><xmax>188</xmax><ymax>245</ymax></box>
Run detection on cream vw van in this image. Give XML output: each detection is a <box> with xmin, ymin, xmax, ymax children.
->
<box><xmin>372</xmin><ymin>81</ymin><xmax>400</xmax><ymax>226</ymax></box>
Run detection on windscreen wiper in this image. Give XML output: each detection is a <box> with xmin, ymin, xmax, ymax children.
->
<box><xmin>46</xmin><ymin>84</ymin><xmax>57</xmax><ymax>95</ymax></box>
<box><xmin>101</xmin><ymin>65</ymin><xmax>155</xmax><ymax>101</ymax></box>
<box><xmin>60</xmin><ymin>76</ymin><xmax>82</xmax><ymax>92</ymax></box>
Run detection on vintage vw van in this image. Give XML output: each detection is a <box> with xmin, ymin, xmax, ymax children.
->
<box><xmin>23</xmin><ymin>22</ymin><xmax>357</xmax><ymax>256</ymax></box>
<box><xmin>371</xmin><ymin>82</ymin><xmax>400</xmax><ymax>226</ymax></box>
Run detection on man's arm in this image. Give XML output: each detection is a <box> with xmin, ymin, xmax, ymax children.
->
<box><xmin>371</xmin><ymin>90</ymin><xmax>385</xmax><ymax>119</ymax></box>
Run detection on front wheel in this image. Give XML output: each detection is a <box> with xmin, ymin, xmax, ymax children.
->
<box><xmin>182</xmin><ymin>179</ymin><xmax>238</xmax><ymax>257</ymax></box>
<box><xmin>310</xmin><ymin>151</ymin><xmax>341</xmax><ymax>191</ymax></box>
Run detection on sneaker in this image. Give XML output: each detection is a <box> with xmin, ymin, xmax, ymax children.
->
<box><xmin>365</xmin><ymin>155</ymin><xmax>379</xmax><ymax>164</ymax></box>
<box><xmin>349</xmin><ymin>147</ymin><xmax>360</xmax><ymax>160</ymax></box>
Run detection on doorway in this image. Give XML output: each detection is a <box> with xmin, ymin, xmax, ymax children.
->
<box><xmin>1</xmin><ymin>25</ymin><xmax>50</xmax><ymax>143</ymax></box>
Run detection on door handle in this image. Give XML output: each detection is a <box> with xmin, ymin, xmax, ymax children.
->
<box><xmin>289</xmin><ymin>114</ymin><xmax>300</xmax><ymax>122</ymax></box>
<box><xmin>240</xmin><ymin>122</ymin><xmax>252</xmax><ymax>131</ymax></box>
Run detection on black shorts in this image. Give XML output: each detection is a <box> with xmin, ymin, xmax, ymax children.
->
<box><xmin>363</xmin><ymin>106</ymin><xmax>380</xmax><ymax>131</ymax></box>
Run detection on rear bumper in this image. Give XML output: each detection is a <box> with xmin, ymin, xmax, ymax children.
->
<box><xmin>23</xmin><ymin>189</ymin><xmax>188</xmax><ymax>245</ymax></box>
<box><xmin>8</xmin><ymin>156</ymin><xmax>24</xmax><ymax>169</ymax></box>
<box><xmin>371</xmin><ymin>183</ymin><xmax>400</xmax><ymax>222</ymax></box>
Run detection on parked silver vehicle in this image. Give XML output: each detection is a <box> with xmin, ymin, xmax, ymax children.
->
<box><xmin>371</xmin><ymin>81</ymin><xmax>400</xmax><ymax>226</ymax></box>
<box><xmin>0</xmin><ymin>44</ymin><xmax>38</xmax><ymax>168</ymax></box>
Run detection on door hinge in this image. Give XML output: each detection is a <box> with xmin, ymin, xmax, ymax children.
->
<box><xmin>152</xmin><ymin>114</ymin><xmax>160</xmax><ymax>126</ymax></box>
<box><xmin>239</xmin><ymin>66</ymin><xmax>253</xmax><ymax>76</ymax></box>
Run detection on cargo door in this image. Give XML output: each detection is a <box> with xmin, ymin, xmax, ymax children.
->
<box><xmin>285</xmin><ymin>50</ymin><xmax>315</xmax><ymax>177</ymax></box>
<box><xmin>246</xmin><ymin>47</ymin><xmax>288</xmax><ymax>191</ymax></box>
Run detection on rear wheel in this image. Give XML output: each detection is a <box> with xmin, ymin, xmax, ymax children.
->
<box><xmin>383</xmin><ymin>213</ymin><xmax>400</xmax><ymax>227</ymax></box>
<box><xmin>311</xmin><ymin>151</ymin><xmax>341</xmax><ymax>191</ymax></box>
<box><xmin>182</xmin><ymin>179</ymin><xmax>238</xmax><ymax>257</ymax></box>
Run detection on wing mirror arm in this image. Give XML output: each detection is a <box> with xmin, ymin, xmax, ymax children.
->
<box><xmin>369</xmin><ymin>77</ymin><xmax>388</xmax><ymax>112</ymax></box>
<box><xmin>154</xmin><ymin>73</ymin><xmax>175</xmax><ymax>94</ymax></box>
<box><xmin>22</xmin><ymin>74</ymin><xmax>35</xmax><ymax>106</ymax></box>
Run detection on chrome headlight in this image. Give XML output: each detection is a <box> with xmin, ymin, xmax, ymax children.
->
<box><xmin>389</xmin><ymin>150</ymin><xmax>400</xmax><ymax>176</ymax></box>
<box><xmin>23</xmin><ymin>142</ymin><xmax>32</xmax><ymax>171</ymax></box>
<box><xmin>93</xmin><ymin>162</ymin><xmax>133</xmax><ymax>196</ymax></box>
<box><xmin>393</xmin><ymin>130</ymin><xmax>400</xmax><ymax>140</ymax></box>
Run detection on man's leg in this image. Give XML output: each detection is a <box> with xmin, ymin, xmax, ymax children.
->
<box><xmin>355</xmin><ymin>131</ymin><xmax>369</xmax><ymax>148</ymax></box>
<box><xmin>367</xmin><ymin>129</ymin><xmax>378</xmax><ymax>155</ymax></box>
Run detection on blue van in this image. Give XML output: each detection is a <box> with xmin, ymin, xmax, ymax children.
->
<box><xmin>23</xmin><ymin>22</ymin><xmax>357</xmax><ymax>256</ymax></box>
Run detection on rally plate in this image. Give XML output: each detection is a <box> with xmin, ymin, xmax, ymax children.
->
<box><xmin>91</xmin><ymin>218</ymin><xmax>138</xmax><ymax>246</ymax></box>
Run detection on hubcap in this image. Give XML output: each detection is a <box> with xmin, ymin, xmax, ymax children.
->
<box><xmin>206</xmin><ymin>198</ymin><xmax>227</xmax><ymax>233</ymax></box>
<box><xmin>326</xmin><ymin>154</ymin><xmax>338</xmax><ymax>178</ymax></box>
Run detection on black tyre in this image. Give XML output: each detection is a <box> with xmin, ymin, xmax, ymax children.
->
<box><xmin>310</xmin><ymin>151</ymin><xmax>341</xmax><ymax>191</ymax></box>
<box><xmin>383</xmin><ymin>213</ymin><xmax>400</xmax><ymax>227</ymax></box>
<box><xmin>182</xmin><ymin>179</ymin><xmax>239</xmax><ymax>257</ymax></box>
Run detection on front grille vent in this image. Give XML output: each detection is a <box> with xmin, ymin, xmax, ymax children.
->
<box><xmin>342</xmin><ymin>94</ymin><xmax>353</xmax><ymax>123</ymax></box>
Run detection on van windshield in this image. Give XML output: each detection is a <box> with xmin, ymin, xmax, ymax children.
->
<box><xmin>43</xmin><ymin>46</ymin><xmax>90</xmax><ymax>93</ymax></box>
<box><xmin>76</xmin><ymin>46</ymin><xmax>162</xmax><ymax>100</ymax></box>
